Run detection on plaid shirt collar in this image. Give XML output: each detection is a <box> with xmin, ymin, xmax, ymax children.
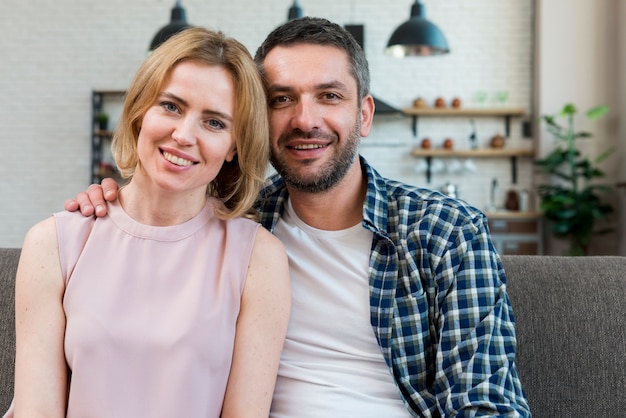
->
<box><xmin>256</xmin><ymin>156</ymin><xmax>387</xmax><ymax>234</ymax></box>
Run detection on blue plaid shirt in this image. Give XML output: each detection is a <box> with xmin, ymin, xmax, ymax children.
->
<box><xmin>256</xmin><ymin>156</ymin><xmax>530</xmax><ymax>417</ymax></box>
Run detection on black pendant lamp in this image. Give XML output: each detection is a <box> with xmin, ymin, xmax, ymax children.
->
<box><xmin>287</xmin><ymin>0</ymin><xmax>303</xmax><ymax>20</ymax></box>
<box><xmin>386</xmin><ymin>0</ymin><xmax>449</xmax><ymax>57</ymax></box>
<box><xmin>149</xmin><ymin>0</ymin><xmax>192</xmax><ymax>51</ymax></box>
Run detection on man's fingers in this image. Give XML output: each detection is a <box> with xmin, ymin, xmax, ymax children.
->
<box><xmin>85</xmin><ymin>184</ymin><xmax>108</xmax><ymax>217</ymax></box>
<box><xmin>64</xmin><ymin>199</ymin><xmax>80</xmax><ymax>212</ymax></box>
<box><xmin>75</xmin><ymin>191</ymin><xmax>96</xmax><ymax>217</ymax></box>
<box><xmin>101</xmin><ymin>178</ymin><xmax>120</xmax><ymax>202</ymax></box>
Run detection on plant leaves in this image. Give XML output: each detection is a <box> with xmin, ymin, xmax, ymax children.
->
<box><xmin>586</xmin><ymin>105</ymin><xmax>609</xmax><ymax>120</ymax></box>
<box><xmin>561</xmin><ymin>103</ymin><xmax>577</xmax><ymax>115</ymax></box>
<box><xmin>595</xmin><ymin>147</ymin><xmax>615</xmax><ymax>163</ymax></box>
<box><xmin>535</xmin><ymin>102</ymin><xmax>615</xmax><ymax>255</ymax></box>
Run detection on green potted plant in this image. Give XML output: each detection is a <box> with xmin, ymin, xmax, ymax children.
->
<box><xmin>95</xmin><ymin>111</ymin><xmax>109</xmax><ymax>131</ymax></box>
<box><xmin>535</xmin><ymin>103</ymin><xmax>614</xmax><ymax>255</ymax></box>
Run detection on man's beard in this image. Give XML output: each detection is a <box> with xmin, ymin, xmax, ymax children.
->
<box><xmin>270</xmin><ymin>120</ymin><xmax>361</xmax><ymax>193</ymax></box>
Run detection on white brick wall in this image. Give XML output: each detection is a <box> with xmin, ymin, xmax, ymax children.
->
<box><xmin>0</xmin><ymin>0</ymin><xmax>534</xmax><ymax>247</ymax></box>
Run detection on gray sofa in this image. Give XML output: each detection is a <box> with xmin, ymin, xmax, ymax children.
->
<box><xmin>1</xmin><ymin>248</ymin><xmax>625</xmax><ymax>417</ymax></box>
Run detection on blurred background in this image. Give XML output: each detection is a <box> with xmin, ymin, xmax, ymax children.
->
<box><xmin>0</xmin><ymin>0</ymin><xmax>624</xmax><ymax>254</ymax></box>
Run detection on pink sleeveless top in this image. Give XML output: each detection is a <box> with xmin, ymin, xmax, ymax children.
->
<box><xmin>5</xmin><ymin>198</ymin><xmax>259</xmax><ymax>418</ymax></box>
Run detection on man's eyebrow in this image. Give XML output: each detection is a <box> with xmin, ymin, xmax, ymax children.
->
<box><xmin>316</xmin><ymin>81</ymin><xmax>349</xmax><ymax>91</ymax></box>
<box><xmin>266</xmin><ymin>80</ymin><xmax>349</xmax><ymax>95</ymax></box>
<box><xmin>159</xmin><ymin>91</ymin><xmax>233</xmax><ymax>122</ymax></box>
<box><xmin>266</xmin><ymin>84</ymin><xmax>292</xmax><ymax>96</ymax></box>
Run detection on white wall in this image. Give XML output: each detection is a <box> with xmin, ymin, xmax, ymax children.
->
<box><xmin>0</xmin><ymin>0</ymin><xmax>536</xmax><ymax>247</ymax></box>
<box><xmin>4</xmin><ymin>0</ymin><xmax>622</xmax><ymax>254</ymax></box>
<box><xmin>536</xmin><ymin>0</ymin><xmax>625</xmax><ymax>254</ymax></box>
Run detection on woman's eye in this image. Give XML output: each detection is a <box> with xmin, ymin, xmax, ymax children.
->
<box><xmin>161</xmin><ymin>101</ymin><xmax>179</xmax><ymax>113</ymax></box>
<box><xmin>206</xmin><ymin>119</ymin><xmax>226</xmax><ymax>130</ymax></box>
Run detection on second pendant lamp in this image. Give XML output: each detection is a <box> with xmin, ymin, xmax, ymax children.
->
<box><xmin>386</xmin><ymin>0</ymin><xmax>449</xmax><ymax>57</ymax></box>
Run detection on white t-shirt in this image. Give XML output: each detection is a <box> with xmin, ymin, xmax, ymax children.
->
<box><xmin>270</xmin><ymin>198</ymin><xmax>407</xmax><ymax>417</ymax></box>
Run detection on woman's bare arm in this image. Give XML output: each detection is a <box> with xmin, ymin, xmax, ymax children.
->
<box><xmin>13</xmin><ymin>217</ymin><xmax>68</xmax><ymax>417</ymax></box>
<box><xmin>221</xmin><ymin>227</ymin><xmax>291</xmax><ymax>418</ymax></box>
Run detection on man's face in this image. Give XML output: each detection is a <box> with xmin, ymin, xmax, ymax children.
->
<box><xmin>262</xmin><ymin>44</ymin><xmax>372</xmax><ymax>193</ymax></box>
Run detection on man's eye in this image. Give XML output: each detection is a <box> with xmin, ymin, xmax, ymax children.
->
<box><xmin>270</xmin><ymin>96</ymin><xmax>291</xmax><ymax>106</ymax></box>
<box><xmin>323</xmin><ymin>93</ymin><xmax>339</xmax><ymax>100</ymax></box>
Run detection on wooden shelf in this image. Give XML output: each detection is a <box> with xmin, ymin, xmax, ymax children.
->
<box><xmin>403</xmin><ymin>107</ymin><xmax>527</xmax><ymax>137</ymax></box>
<box><xmin>411</xmin><ymin>147</ymin><xmax>534</xmax><ymax>158</ymax></box>
<box><xmin>402</xmin><ymin>107</ymin><xmax>526</xmax><ymax>116</ymax></box>
<box><xmin>93</xmin><ymin>129</ymin><xmax>114</xmax><ymax>137</ymax></box>
<box><xmin>485</xmin><ymin>211</ymin><xmax>542</xmax><ymax>219</ymax></box>
<box><xmin>411</xmin><ymin>147</ymin><xmax>534</xmax><ymax>184</ymax></box>
<box><xmin>93</xmin><ymin>89</ymin><xmax>126</xmax><ymax>95</ymax></box>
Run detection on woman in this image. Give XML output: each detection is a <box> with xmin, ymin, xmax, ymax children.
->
<box><xmin>6</xmin><ymin>27</ymin><xmax>290</xmax><ymax>418</ymax></box>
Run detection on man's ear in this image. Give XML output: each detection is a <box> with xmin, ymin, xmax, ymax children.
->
<box><xmin>359</xmin><ymin>94</ymin><xmax>375</xmax><ymax>138</ymax></box>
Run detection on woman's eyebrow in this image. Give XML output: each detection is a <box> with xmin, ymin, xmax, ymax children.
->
<box><xmin>159</xmin><ymin>91</ymin><xmax>233</xmax><ymax>122</ymax></box>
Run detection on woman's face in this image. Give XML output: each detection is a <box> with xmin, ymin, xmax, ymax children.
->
<box><xmin>136</xmin><ymin>60</ymin><xmax>236</xmax><ymax>195</ymax></box>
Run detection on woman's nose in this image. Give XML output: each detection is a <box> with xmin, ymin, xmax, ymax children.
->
<box><xmin>171</xmin><ymin>118</ymin><xmax>197</xmax><ymax>146</ymax></box>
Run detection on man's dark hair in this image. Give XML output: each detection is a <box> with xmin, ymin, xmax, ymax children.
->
<box><xmin>254</xmin><ymin>17</ymin><xmax>370</xmax><ymax>101</ymax></box>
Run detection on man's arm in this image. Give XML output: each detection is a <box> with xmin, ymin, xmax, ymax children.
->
<box><xmin>433</xmin><ymin>214</ymin><xmax>531</xmax><ymax>416</ymax></box>
<box><xmin>63</xmin><ymin>178</ymin><xmax>120</xmax><ymax>217</ymax></box>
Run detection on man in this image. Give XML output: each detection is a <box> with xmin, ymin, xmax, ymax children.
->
<box><xmin>67</xmin><ymin>17</ymin><xmax>530</xmax><ymax>417</ymax></box>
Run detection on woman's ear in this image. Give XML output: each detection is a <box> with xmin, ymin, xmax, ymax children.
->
<box><xmin>225</xmin><ymin>147</ymin><xmax>237</xmax><ymax>163</ymax></box>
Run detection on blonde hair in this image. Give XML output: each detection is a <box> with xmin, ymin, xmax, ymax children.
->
<box><xmin>112</xmin><ymin>27</ymin><xmax>269</xmax><ymax>220</ymax></box>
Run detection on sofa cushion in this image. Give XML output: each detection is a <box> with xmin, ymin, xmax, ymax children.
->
<box><xmin>503</xmin><ymin>255</ymin><xmax>626</xmax><ymax>418</ymax></box>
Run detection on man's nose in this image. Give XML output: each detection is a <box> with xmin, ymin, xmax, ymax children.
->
<box><xmin>291</xmin><ymin>98</ymin><xmax>320</xmax><ymax>131</ymax></box>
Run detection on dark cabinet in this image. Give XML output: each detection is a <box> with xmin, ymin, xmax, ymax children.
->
<box><xmin>486</xmin><ymin>212</ymin><xmax>543</xmax><ymax>255</ymax></box>
<box><xmin>91</xmin><ymin>90</ymin><xmax>125</xmax><ymax>184</ymax></box>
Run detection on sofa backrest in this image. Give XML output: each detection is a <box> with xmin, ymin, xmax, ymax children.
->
<box><xmin>0</xmin><ymin>248</ymin><xmax>19</xmax><ymax>413</ymax></box>
<box><xmin>503</xmin><ymin>255</ymin><xmax>626</xmax><ymax>418</ymax></box>
<box><xmin>0</xmin><ymin>249</ymin><xmax>625</xmax><ymax>415</ymax></box>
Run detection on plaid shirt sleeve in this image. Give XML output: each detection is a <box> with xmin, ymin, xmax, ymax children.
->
<box><xmin>363</xmin><ymin>159</ymin><xmax>530</xmax><ymax>417</ymax></box>
<box><xmin>427</xmin><ymin>207</ymin><xmax>529</xmax><ymax>416</ymax></box>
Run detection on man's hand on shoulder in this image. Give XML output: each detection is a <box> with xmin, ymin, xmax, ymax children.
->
<box><xmin>63</xmin><ymin>178</ymin><xmax>120</xmax><ymax>217</ymax></box>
